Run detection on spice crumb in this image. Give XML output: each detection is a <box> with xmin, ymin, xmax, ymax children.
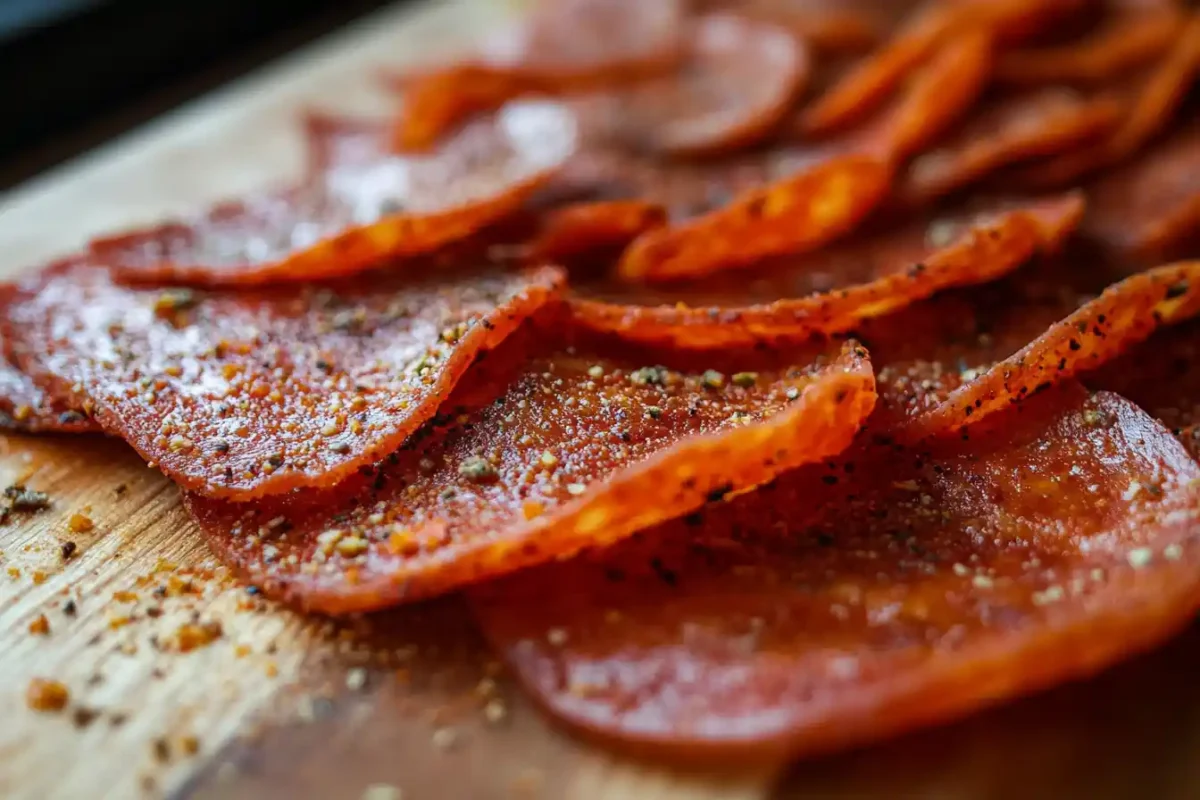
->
<box><xmin>430</xmin><ymin>726</ymin><xmax>458</xmax><ymax>751</ymax></box>
<box><xmin>68</xmin><ymin>513</ymin><xmax>94</xmax><ymax>533</ymax></box>
<box><xmin>28</xmin><ymin>614</ymin><xmax>50</xmax><ymax>635</ymax></box>
<box><xmin>26</xmin><ymin>677</ymin><xmax>69</xmax><ymax>711</ymax></box>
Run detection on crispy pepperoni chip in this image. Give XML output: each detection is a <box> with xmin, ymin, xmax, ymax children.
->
<box><xmin>393</xmin><ymin>0</ymin><xmax>685</xmax><ymax>150</ymax></box>
<box><xmin>569</xmin><ymin>194</ymin><xmax>1083</xmax><ymax>349</ymax></box>
<box><xmin>712</xmin><ymin>0</ymin><xmax>908</xmax><ymax>53</ymax></box>
<box><xmin>472</xmin><ymin>385</ymin><xmax>1200</xmax><ymax>760</ymax></box>
<box><xmin>0</xmin><ymin>347</ymin><xmax>96</xmax><ymax>435</ymax></box>
<box><xmin>615</xmin><ymin>154</ymin><xmax>890</xmax><ymax>282</ymax></box>
<box><xmin>575</xmin><ymin>13</ymin><xmax>807</xmax><ymax>158</ymax></box>
<box><xmin>1010</xmin><ymin>13</ymin><xmax>1200</xmax><ymax>188</ymax></box>
<box><xmin>905</xmin><ymin>261</ymin><xmax>1200</xmax><ymax>440</ymax></box>
<box><xmin>996</xmin><ymin>6</ymin><xmax>1185</xmax><ymax>87</ymax></box>
<box><xmin>1083</xmin><ymin>116</ymin><xmax>1200</xmax><ymax>263</ymax></box>
<box><xmin>899</xmin><ymin>89</ymin><xmax>1121</xmax><ymax>205</ymax></box>
<box><xmin>523</xmin><ymin>201</ymin><xmax>668</xmax><ymax>265</ymax></box>
<box><xmin>3</xmin><ymin>260</ymin><xmax>564</xmax><ymax>499</ymax></box>
<box><xmin>183</xmin><ymin>329</ymin><xmax>876</xmax><ymax>613</ymax></box>
<box><xmin>90</xmin><ymin>102</ymin><xmax>577</xmax><ymax>287</ymax></box>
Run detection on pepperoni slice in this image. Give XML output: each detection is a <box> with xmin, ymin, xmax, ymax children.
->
<box><xmin>571</xmin><ymin>13</ymin><xmax>809</xmax><ymax>159</ymax></box>
<box><xmin>568</xmin><ymin>194</ymin><xmax>1082</xmax><ymax>349</ymax></box>
<box><xmin>996</xmin><ymin>5</ymin><xmax>1186</xmax><ymax>87</ymax></box>
<box><xmin>393</xmin><ymin>0</ymin><xmax>685</xmax><ymax>150</ymax></box>
<box><xmin>523</xmin><ymin>201</ymin><xmax>667</xmax><ymax>265</ymax></box>
<box><xmin>901</xmin><ymin>261</ymin><xmax>1200</xmax><ymax>441</ymax></box>
<box><xmin>472</xmin><ymin>385</ymin><xmax>1200</xmax><ymax>759</ymax></box>
<box><xmin>3</xmin><ymin>260</ymin><xmax>564</xmax><ymax>499</ymax></box>
<box><xmin>1083</xmin><ymin>116</ymin><xmax>1200</xmax><ymax>263</ymax></box>
<box><xmin>0</xmin><ymin>347</ymin><xmax>96</xmax><ymax>434</ymax></box>
<box><xmin>709</xmin><ymin>0</ymin><xmax>911</xmax><ymax>52</ymax></box>
<box><xmin>899</xmin><ymin>88</ymin><xmax>1122</xmax><ymax>205</ymax></box>
<box><xmin>1086</xmin><ymin>318</ymin><xmax>1200</xmax><ymax>459</ymax></box>
<box><xmin>1009</xmin><ymin>13</ymin><xmax>1200</xmax><ymax>188</ymax></box>
<box><xmin>90</xmin><ymin>102</ymin><xmax>577</xmax><ymax>287</ymax></box>
<box><xmin>183</xmin><ymin>328</ymin><xmax>876</xmax><ymax>613</ymax></box>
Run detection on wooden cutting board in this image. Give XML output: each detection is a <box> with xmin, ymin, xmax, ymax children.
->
<box><xmin>1</xmin><ymin>2</ymin><xmax>1198</xmax><ymax>798</ymax></box>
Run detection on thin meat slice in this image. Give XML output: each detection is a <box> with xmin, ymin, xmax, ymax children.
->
<box><xmin>1082</xmin><ymin>116</ymin><xmax>1200</xmax><ymax>263</ymax></box>
<box><xmin>523</xmin><ymin>201</ymin><xmax>668</xmax><ymax>265</ymax></box>
<box><xmin>568</xmin><ymin>194</ymin><xmax>1083</xmax><ymax>349</ymax></box>
<box><xmin>899</xmin><ymin>88</ymin><xmax>1122</xmax><ymax>205</ymax></box>
<box><xmin>472</xmin><ymin>385</ymin><xmax>1200</xmax><ymax>760</ymax></box>
<box><xmin>3</xmin><ymin>260</ymin><xmax>564</xmax><ymax>499</ymax></box>
<box><xmin>899</xmin><ymin>260</ymin><xmax>1200</xmax><ymax>441</ymax></box>
<box><xmin>393</xmin><ymin>0</ymin><xmax>685</xmax><ymax>150</ymax></box>
<box><xmin>1086</xmin><ymin>318</ymin><xmax>1200</xmax><ymax>459</ymax></box>
<box><xmin>91</xmin><ymin>102</ymin><xmax>577</xmax><ymax>287</ymax></box>
<box><xmin>183</xmin><ymin>326</ymin><xmax>876</xmax><ymax>614</ymax></box>
<box><xmin>0</xmin><ymin>345</ymin><xmax>96</xmax><ymax>435</ymax></box>
<box><xmin>1009</xmin><ymin>13</ymin><xmax>1200</xmax><ymax>189</ymax></box>
<box><xmin>996</xmin><ymin>5</ymin><xmax>1186</xmax><ymax>87</ymax></box>
<box><xmin>610</xmin><ymin>31</ymin><xmax>991</xmax><ymax>283</ymax></box>
<box><xmin>571</xmin><ymin>13</ymin><xmax>809</xmax><ymax>159</ymax></box>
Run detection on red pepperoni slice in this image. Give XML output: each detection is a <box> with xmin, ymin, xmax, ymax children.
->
<box><xmin>183</xmin><ymin>328</ymin><xmax>876</xmax><ymax>613</ymax></box>
<box><xmin>708</xmin><ymin>0</ymin><xmax>911</xmax><ymax>52</ymax></box>
<box><xmin>3</xmin><ymin>260</ymin><xmax>564</xmax><ymax>499</ymax></box>
<box><xmin>472</xmin><ymin>384</ymin><xmax>1200</xmax><ymax>760</ymax></box>
<box><xmin>1008</xmin><ymin>13</ymin><xmax>1200</xmax><ymax>188</ymax></box>
<box><xmin>900</xmin><ymin>261</ymin><xmax>1200</xmax><ymax>441</ymax></box>
<box><xmin>997</xmin><ymin>5</ymin><xmax>1186</xmax><ymax>87</ymax></box>
<box><xmin>0</xmin><ymin>346</ymin><xmax>96</xmax><ymax>434</ymax></box>
<box><xmin>523</xmin><ymin>201</ymin><xmax>668</xmax><ymax>266</ymax></box>
<box><xmin>568</xmin><ymin>194</ymin><xmax>1082</xmax><ymax>349</ymax></box>
<box><xmin>393</xmin><ymin>0</ymin><xmax>685</xmax><ymax>150</ymax></box>
<box><xmin>1083</xmin><ymin>116</ymin><xmax>1200</xmax><ymax>263</ymax></box>
<box><xmin>898</xmin><ymin>88</ymin><xmax>1122</xmax><ymax>205</ymax></box>
<box><xmin>90</xmin><ymin>102</ymin><xmax>577</xmax><ymax>287</ymax></box>
<box><xmin>570</xmin><ymin>13</ymin><xmax>809</xmax><ymax>159</ymax></box>
<box><xmin>1086</xmin><ymin>318</ymin><xmax>1200</xmax><ymax>459</ymax></box>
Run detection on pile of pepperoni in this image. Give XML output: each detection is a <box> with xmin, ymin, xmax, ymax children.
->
<box><xmin>4</xmin><ymin>0</ymin><xmax>1200</xmax><ymax>762</ymax></box>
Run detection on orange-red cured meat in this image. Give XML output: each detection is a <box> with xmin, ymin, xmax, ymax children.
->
<box><xmin>0</xmin><ymin>347</ymin><xmax>96</xmax><ymax>435</ymax></box>
<box><xmin>706</xmin><ymin>0</ymin><xmax>908</xmax><ymax>52</ymax></box>
<box><xmin>571</xmin><ymin>13</ymin><xmax>809</xmax><ymax>158</ymax></box>
<box><xmin>898</xmin><ymin>88</ymin><xmax>1122</xmax><ymax>205</ymax></box>
<box><xmin>1010</xmin><ymin>13</ymin><xmax>1200</xmax><ymax>188</ymax></box>
<box><xmin>3</xmin><ymin>260</ymin><xmax>564</xmax><ymax>500</ymax></box>
<box><xmin>393</xmin><ymin>0</ymin><xmax>684</xmax><ymax>150</ymax></box>
<box><xmin>996</xmin><ymin>5</ymin><xmax>1185</xmax><ymax>87</ymax></box>
<box><xmin>1083</xmin><ymin>116</ymin><xmax>1200</xmax><ymax>263</ymax></box>
<box><xmin>1086</xmin><ymin>318</ymin><xmax>1200</xmax><ymax>459</ymax></box>
<box><xmin>904</xmin><ymin>260</ymin><xmax>1200</xmax><ymax>441</ymax></box>
<box><xmin>569</xmin><ymin>194</ymin><xmax>1083</xmax><ymax>349</ymax></box>
<box><xmin>183</xmin><ymin>327</ymin><xmax>876</xmax><ymax>613</ymax></box>
<box><xmin>92</xmin><ymin>102</ymin><xmax>577</xmax><ymax>287</ymax></box>
<box><xmin>523</xmin><ymin>201</ymin><xmax>667</xmax><ymax>265</ymax></box>
<box><xmin>615</xmin><ymin>154</ymin><xmax>891</xmax><ymax>282</ymax></box>
<box><xmin>472</xmin><ymin>385</ymin><xmax>1200</xmax><ymax>760</ymax></box>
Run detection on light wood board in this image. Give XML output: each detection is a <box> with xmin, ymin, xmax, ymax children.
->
<box><xmin>1</xmin><ymin>2</ymin><xmax>1199</xmax><ymax>799</ymax></box>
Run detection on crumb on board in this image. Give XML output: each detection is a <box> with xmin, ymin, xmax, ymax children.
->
<box><xmin>26</xmin><ymin>678</ymin><xmax>69</xmax><ymax>712</ymax></box>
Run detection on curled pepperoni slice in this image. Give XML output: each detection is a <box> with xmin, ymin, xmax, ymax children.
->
<box><xmin>523</xmin><ymin>201</ymin><xmax>667</xmax><ymax>266</ymax></box>
<box><xmin>572</xmin><ymin>13</ymin><xmax>809</xmax><ymax>159</ymax></box>
<box><xmin>91</xmin><ymin>102</ymin><xmax>577</xmax><ymax>287</ymax></box>
<box><xmin>183</xmin><ymin>328</ymin><xmax>876</xmax><ymax>613</ymax></box>
<box><xmin>1009</xmin><ymin>13</ymin><xmax>1200</xmax><ymax>188</ymax></box>
<box><xmin>394</xmin><ymin>0</ymin><xmax>685</xmax><ymax>150</ymax></box>
<box><xmin>899</xmin><ymin>88</ymin><xmax>1121</xmax><ymax>205</ymax></box>
<box><xmin>3</xmin><ymin>260</ymin><xmax>564</xmax><ymax>499</ymax></box>
<box><xmin>710</xmin><ymin>0</ymin><xmax>909</xmax><ymax>52</ymax></box>
<box><xmin>472</xmin><ymin>385</ymin><xmax>1200</xmax><ymax>760</ymax></box>
<box><xmin>903</xmin><ymin>261</ymin><xmax>1200</xmax><ymax>441</ymax></box>
<box><xmin>1083</xmin><ymin>116</ymin><xmax>1200</xmax><ymax>263</ymax></box>
<box><xmin>568</xmin><ymin>194</ymin><xmax>1082</xmax><ymax>349</ymax></box>
<box><xmin>996</xmin><ymin>5</ymin><xmax>1186</xmax><ymax>87</ymax></box>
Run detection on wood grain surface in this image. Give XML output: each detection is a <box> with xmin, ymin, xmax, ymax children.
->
<box><xmin>0</xmin><ymin>2</ymin><xmax>1197</xmax><ymax>799</ymax></box>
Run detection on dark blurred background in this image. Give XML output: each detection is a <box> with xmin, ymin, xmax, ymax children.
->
<box><xmin>1</xmin><ymin>0</ymin><xmax>402</xmax><ymax>189</ymax></box>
